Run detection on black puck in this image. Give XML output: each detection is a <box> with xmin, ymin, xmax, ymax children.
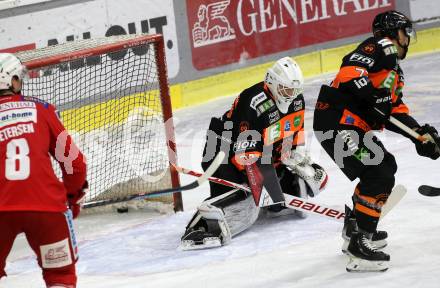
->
<box><xmin>117</xmin><ymin>207</ymin><xmax>129</xmax><ymax>213</ymax></box>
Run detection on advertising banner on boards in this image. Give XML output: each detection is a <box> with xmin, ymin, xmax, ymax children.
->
<box><xmin>187</xmin><ymin>0</ymin><xmax>395</xmax><ymax>70</ymax></box>
<box><xmin>0</xmin><ymin>0</ymin><xmax>180</xmax><ymax>78</ymax></box>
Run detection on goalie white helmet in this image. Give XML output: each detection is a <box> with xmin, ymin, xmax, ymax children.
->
<box><xmin>0</xmin><ymin>53</ymin><xmax>27</xmax><ymax>91</ymax></box>
<box><xmin>264</xmin><ymin>57</ymin><xmax>304</xmax><ymax>113</ymax></box>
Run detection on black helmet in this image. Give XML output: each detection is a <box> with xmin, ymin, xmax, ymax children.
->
<box><xmin>372</xmin><ymin>10</ymin><xmax>415</xmax><ymax>40</ymax></box>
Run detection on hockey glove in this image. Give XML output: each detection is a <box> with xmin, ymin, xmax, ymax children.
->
<box><xmin>68</xmin><ymin>181</ymin><xmax>88</xmax><ymax>219</ymax></box>
<box><xmin>414</xmin><ymin>124</ymin><xmax>440</xmax><ymax>160</ymax></box>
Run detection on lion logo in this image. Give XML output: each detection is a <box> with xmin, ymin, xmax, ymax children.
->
<box><xmin>192</xmin><ymin>0</ymin><xmax>236</xmax><ymax>47</ymax></box>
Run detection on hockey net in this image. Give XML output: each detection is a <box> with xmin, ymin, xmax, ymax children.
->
<box><xmin>15</xmin><ymin>34</ymin><xmax>183</xmax><ymax>211</ymax></box>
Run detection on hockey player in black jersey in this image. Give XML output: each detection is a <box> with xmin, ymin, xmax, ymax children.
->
<box><xmin>180</xmin><ymin>57</ymin><xmax>328</xmax><ymax>250</ymax></box>
<box><xmin>313</xmin><ymin>10</ymin><xmax>440</xmax><ymax>272</ymax></box>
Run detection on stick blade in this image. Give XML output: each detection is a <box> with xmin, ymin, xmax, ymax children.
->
<box><xmin>379</xmin><ymin>184</ymin><xmax>407</xmax><ymax>220</ymax></box>
<box><xmin>418</xmin><ymin>185</ymin><xmax>440</xmax><ymax>197</ymax></box>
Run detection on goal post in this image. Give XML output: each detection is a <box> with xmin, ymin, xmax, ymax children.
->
<box><xmin>15</xmin><ymin>34</ymin><xmax>183</xmax><ymax>212</ymax></box>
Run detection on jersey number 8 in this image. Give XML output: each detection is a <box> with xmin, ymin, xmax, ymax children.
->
<box><xmin>5</xmin><ymin>138</ymin><xmax>30</xmax><ymax>181</ymax></box>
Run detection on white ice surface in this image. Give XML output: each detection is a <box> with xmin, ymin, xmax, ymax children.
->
<box><xmin>3</xmin><ymin>52</ymin><xmax>440</xmax><ymax>288</ymax></box>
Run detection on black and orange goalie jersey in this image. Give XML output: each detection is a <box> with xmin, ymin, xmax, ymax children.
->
<box><xmin>328</xmin><ymin>36</ymin><xmax>419</xmax><ymax>131</ymax></box>
<box><xmin>221</xmin><ymin>82</ymin><xmax>305</xmax><ymax>171</ymax></box>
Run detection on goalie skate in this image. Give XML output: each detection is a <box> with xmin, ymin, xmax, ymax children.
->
<box><xmin>180</xmin><ymin>229</ymin><xmax>222</xmax><ymax>251</ymax></box>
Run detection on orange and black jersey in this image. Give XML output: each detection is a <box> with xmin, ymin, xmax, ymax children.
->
<box><xmin>222</xmin><ymin>81</ymin><xmax>305</xmax><ymax>171</ymax></box>
<box><xmin>329</xmin><ymin>36</ymin><xmax>419</xmax><ymax>130</ymax></box>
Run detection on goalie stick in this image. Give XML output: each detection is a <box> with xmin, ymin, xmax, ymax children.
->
<box><xmin>173</xmin><ymin>165</ymin><xmax>406</xmax><ymax>222</ymax></box>
<box><xmin>83</xmin><ymin>151</ymin><xmax>226</xmax><ymax>209</ymax></box>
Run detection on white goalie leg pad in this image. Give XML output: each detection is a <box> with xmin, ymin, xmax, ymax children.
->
<box><xmin>197</xmin><ymin>202</ymin><xmax>233</xmax><ymax>245</ymax></box>
<box><xmin>222</xmin><ymin>192</ymin><xmax>260</xmax><ymax>237</ymax></box>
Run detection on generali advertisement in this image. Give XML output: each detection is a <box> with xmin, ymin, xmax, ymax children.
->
<box><xmin>187</xmin><ymin>0</ymin><xmax>396</xmax><ymax>70</ymax></box>
<box><xmin>0</xmin><ymin>0</ymin><xmax>180</xmax><ymax>78</ymax></box>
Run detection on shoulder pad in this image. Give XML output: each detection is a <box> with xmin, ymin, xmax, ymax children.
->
<box><xmin>20</xmin><ymin>96</ymin><xmax>51</xmax><ymax>109</ymax></box>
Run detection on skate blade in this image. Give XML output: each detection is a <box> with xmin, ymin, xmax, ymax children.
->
<box><xmin>346</xmin><ymin>256</ymin><xmax>389</xmax><ymax>272</ymax></box>
<box><xmin>180</xmin><ymin>237</ymin><xmax>222</xmax><ymax>251</ymax></box>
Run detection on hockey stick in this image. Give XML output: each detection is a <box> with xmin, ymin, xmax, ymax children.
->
<box><xmin>374</xmin><ymin>109</ymin><xmax>425</xmax><ymax>142</ymax></box>
<box><xmin>386</xmin><ymin>116</ymin><xmax>440</xmax><ymax>197</ymax></box>
<box><xmin>375</xmin><ymin>109</ymin><xmax>440</xmax><ymax>196</ymax></box>
<box><xmin>380</xmin><ymin>184</ymin><xmax>407</xmax><ymax>220</ymax></box>
<box><xmin>83</xmin><ymin>151</ymin><xmax>225</xmax><ymax>209</ymax></box>
<box><xmin>418</xmin><ymin>185</ymin><xmax>440</xmax><ymax>196</ymax></box>
<box><xmin>174</xmin><ymin>165</ymin><xmax>406</xmax><ymax>222</ymax></box>
<box><xmin>174</xmin><ymin>165</ymin><xmax>345</xmax><ymax>222</ymax></box>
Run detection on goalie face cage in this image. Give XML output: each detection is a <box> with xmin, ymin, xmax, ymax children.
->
<box><xmin>16</xmin><ymin>34</ymin><xmax>183</xmax><ymax>211</ymax></box>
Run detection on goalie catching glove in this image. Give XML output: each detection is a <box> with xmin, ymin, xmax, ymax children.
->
<box><xmin>283</xmin><ymin>149</ymin><xmax>328</xmax><ymax>197</ymax></box>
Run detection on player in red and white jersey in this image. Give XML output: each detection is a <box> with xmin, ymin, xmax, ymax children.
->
<box><xmin>0</xmin><ymin>53</ymin><xmax>87</xmax><ymax>288</ymax></box>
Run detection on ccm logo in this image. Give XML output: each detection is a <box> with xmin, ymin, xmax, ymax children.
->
<box><xmin>289</xmin><ymin>199</ymin><xmax>345</xmax><ymax>219</ymax></box>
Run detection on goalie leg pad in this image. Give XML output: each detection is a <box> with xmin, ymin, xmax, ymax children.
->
<box><xmin>180</xmin><ymin>202</ymin><xmax>232</xmax><ymax>251</ymax></box>
<box><xmin>222</xmin><ymin>190</ymin><xmax>259</xmax><ymax>236</ymax></box>
<box><xmin>181</xmin><ymin>189</ymin><xmax>260</xmax><ymax>250</ymax></box>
